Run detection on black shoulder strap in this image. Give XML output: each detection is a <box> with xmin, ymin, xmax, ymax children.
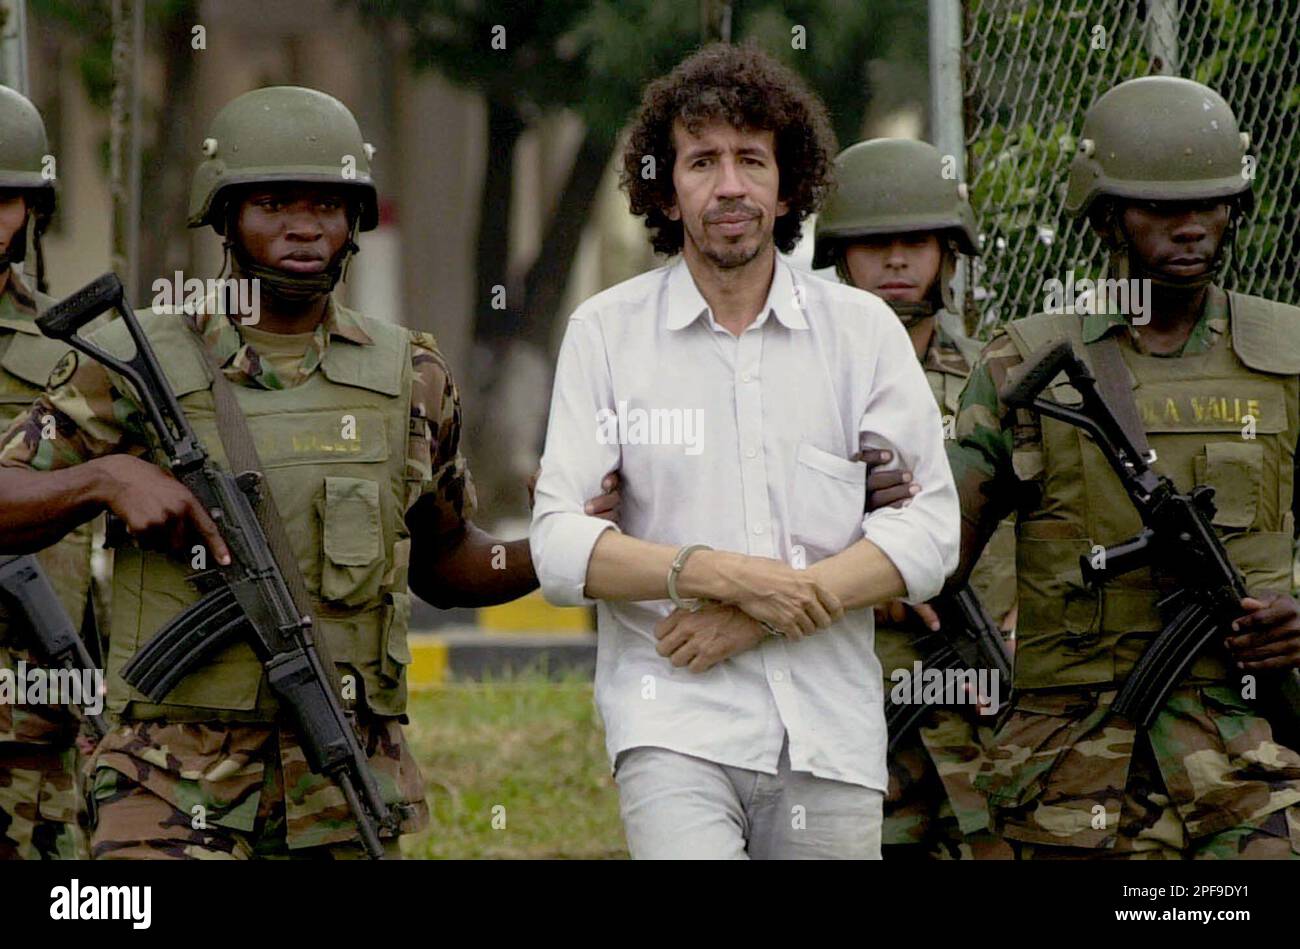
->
<box><xmin>1086</xmin><ymin>333</ymin><xmax>1153</xmax><ymax>460</ymax></box>
<box><xmin>188</xmin><ymin>321</ymin><xmax>343</xmax><ymax>689</ymax></box>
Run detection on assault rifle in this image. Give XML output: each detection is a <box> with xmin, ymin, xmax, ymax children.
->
<box><xmin>0</xmin><ymin>555</ymin><xmax>108</xmax><ymax>738</ymax></box>
<box><xmin>883</xmin><ymin>584</ymin><xmax>1014</xmax><ymax>752</ymax></box>
<box><xmin>1001</xmin><ymin>339</ymin><xmax>1300</xmax><ymax>731</ymax></box>
<box><xmin>37</xmin><ymin>273</ymin><xmax>398</xmax><ymax>858</ymax></box>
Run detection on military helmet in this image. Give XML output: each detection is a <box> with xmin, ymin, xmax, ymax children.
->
<box><xmin>813</xmin><ymin>138</ymin><xmax>979</xmax><ymax>270</ymax></box>
<box><xmin>0</xmin><ymin>84</ymin><xmax>55</xmax><ymax>215</ymax></box>
<box><xmin>1064</xmin><ymin>76</ymin><xmax>1253</xmax><ymax>219</ymax></box>
<box><xmin>188</xmin><ymin>85</ymin><xmax>378</xmax><ymax>233</ymax></box>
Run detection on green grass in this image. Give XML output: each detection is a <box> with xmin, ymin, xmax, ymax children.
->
<box><xmin>399</xmin><ymin>669</ymin><xmax>626</xmax><ymax>859</ymax></box>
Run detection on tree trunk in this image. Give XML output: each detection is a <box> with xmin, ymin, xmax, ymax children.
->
<box><xmin>519</xmin><ymin>127</ymin><xmax>613</xmax><ymax>349</ymax></box>
<box><xmin>472</xmin><ymin>96</ymin><xmax>524</xmax><ymax>342</ymax></box>
<box><xmin>138</xmin><ymin>1</ymin><xmax>198</xmax><ymax>291</ymax></box>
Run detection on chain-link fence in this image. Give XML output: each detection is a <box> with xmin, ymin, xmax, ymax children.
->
<box><xmin>956</xmin><ymin>0</ymin><xmax>1300</xmax><ymax>333</ymax></box>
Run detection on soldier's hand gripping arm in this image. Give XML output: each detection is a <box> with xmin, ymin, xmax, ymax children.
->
<box><xmin>861</xmin><ymin>338</ymin><xmax>1024</xmax><ymax>627</ymax></box>
<box><xmin>404</xmin><ymin>337</ymin><xmax>620</xmax><ymax>610</ymax></box>
<box><xmin>944</xmin><ymin>336</ymin><xmax>1027</xmax><ymax>589</ymax></box>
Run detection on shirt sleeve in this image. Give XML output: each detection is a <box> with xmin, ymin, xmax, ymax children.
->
<box><xmin>0</xmin><ymin>352</ymin><xmax>146</xmax><ymax>470</ymax></box>
<box><xmin>405</xmin><ymin>332</ymin><xmax>477</xmax><ymax>537</ymax></box>
<box><xmin>856</xmin><ymin>314</ymin><xmax>961</xmax><ymax>604</ymax></box>
<box><xmin>529</xmin><ymin>314</ymin><xmax>621</xmax><ymax>607</ymax></box>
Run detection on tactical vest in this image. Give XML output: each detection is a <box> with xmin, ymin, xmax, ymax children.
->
<box><xmin>93</xmin><ymin>303</ymin><xmax>415</xmax><ymax>722</ymax></box>
<box><xmin>1005</xmin><ymin>292</ymin><xmax>1300</xmax><ymax>690</ymax></box>
<box><xmin>0</xmin><ymin>278</ymin><xmax>93</xmax><ymax>647</ymax></box>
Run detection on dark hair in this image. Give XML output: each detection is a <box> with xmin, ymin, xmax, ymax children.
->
<box><xmin>620</xmin><ymin>42</ymin><xmax>837</xmax><ymax>256</ymax></box>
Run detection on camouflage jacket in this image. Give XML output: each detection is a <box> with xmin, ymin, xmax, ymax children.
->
<box><xmin>950</xmin><ymin>286</ymin><xmax>1300</xmax><ymax>849</ymax></box>
<box><xmin>0</xmin><ymin>298</ymin><xmax>475</xmax><ymax>848</ymax></box>
<box><xmin>0</xmin><ymin>269</ymin><xmax>88</xmax><ymax>749</ymax></box>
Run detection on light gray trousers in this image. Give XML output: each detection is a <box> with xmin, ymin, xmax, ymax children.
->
<box><xmin>614</xmin><ymin>736</ymin><xmax>883</xmax><ymax>859</ymax></box>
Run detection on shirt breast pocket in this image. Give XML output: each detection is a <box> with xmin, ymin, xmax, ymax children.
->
<box><xmin>790</xmin><ymin>442</ymin><xmax>866</xmax><ymax>564</ymax></box>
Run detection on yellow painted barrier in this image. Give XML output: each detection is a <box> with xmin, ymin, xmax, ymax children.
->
<box><xmin>477</xmin><ymin>590</ymin><xmax>593</xmax><ymax>633</ymax></box>
<box><xmin>408</xmin><ymin>633</ymin><xmax>449</xmax><ymax>688</ymax></box>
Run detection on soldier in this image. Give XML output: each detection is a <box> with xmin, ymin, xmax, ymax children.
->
<box><xmin>949</xmin><ymin>76</ymin><xmax>1300</xmax><ymax>858</ymax></box>
<box><xmin>0</xmin><ymin>85</ymin><xmax>97</xmax><ymax>861</ymax></box>
<box><xmin>0</xmin><ymin>85</ymin><xmax>612</xmax><ymax>859</ymax></box>
<box><xmin>812</xmin><ymin>138</ymin><xmax>1014</xmax><ymax>860</ymax></box>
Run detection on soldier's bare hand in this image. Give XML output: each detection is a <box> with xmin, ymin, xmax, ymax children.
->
<box><xmin>526</xmin><ymin>468</ymin><xmax>540</xmax><ymax>510</ymax></box>
<box><xmin>655</xmin><ymin>602</ymin><xmax>767</xmax><ymax>672</ymax></box>
<box><xmin>528</xmin><ymin>468</ymin><xmax>621</xmax><ymax>524</ymax></box>
<box><xmin>1228</xmin><ymin>592</ymin><xmax>1300</xmax><ymax>670</ymax></box>
<box><xmin>584</xmin><ymin>471</ymin><xmax>621</xmax><ymax>523</ymax></box>
<box><xmin>92</xmin><ymin>455</ymin><xmax>230</xmax><ymax>565</ymax></box>
<box><xmin>857</xmin><ymin>448</ymin><xmax>920</xmax><ymax>510</ymax></box>
<box><xmin>873</xmin><ymin>598</ymin><xmax>941</xmax><ymax>631</ymax></box>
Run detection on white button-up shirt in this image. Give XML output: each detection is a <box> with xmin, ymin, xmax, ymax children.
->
<box><xmin>530</xmin><ymin>255</ymin><xmax>959</xmax><ymax>790</ymax></box>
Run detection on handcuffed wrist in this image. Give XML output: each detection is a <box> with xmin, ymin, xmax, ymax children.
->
<box><xmin>668</xmin><ymin>543</ymin><xmax>712</xmax><ymax>611</ymax></box>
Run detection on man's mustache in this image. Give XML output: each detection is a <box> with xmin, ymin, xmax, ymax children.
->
<box><xmin>704</xmin><ymin>205</ymin><xmax>762</xmax><ymax>223</ymax></box>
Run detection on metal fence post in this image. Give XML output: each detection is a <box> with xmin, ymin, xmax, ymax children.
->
<box><xmin>928</xmin><ymin>0</ymin><xmax>972</xmax><ymax>330</ymax></box>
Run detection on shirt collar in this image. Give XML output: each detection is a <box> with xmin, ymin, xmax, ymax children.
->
<box><xmin>1079</xmin><ymin>284</ymin><xmax>1227</xmax><ymax>357</ymax></box>
<box><xmin>191</xmin><ymin>293</ymin><xmax>374</xmax><ymax>390</ymax></box>
<box><xmin>665</xmin><ymin>254</ymin><xmax>809</xmax><ymax>332</ymax></box>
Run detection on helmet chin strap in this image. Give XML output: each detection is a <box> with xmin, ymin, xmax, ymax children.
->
<box><xmin>223</xmin><ymin>208</ymin><xmax>361</xmax><ymax>307</ymax></box>
<box><xmin>1</xmin><ymin>210</ymin><xmax>44</xmax><ymax>292</ymax></box>
<box><xmin>888</xmin><ymin>299</ymin><xmax>937</xmax><ymax>325</ymax></box>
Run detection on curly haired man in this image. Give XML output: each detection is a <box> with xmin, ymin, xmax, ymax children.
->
<box><xmin>530</xmin><ymin>44</ymin><xmax>959</xmax><ymax>859</ymax></box>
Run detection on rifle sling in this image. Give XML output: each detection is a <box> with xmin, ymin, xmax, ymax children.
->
<box><xmin>1085</xmin><ymin>333</ymin><xmax>1152</xmax><ymax>458</ymax></box>
<box><xmin>188</xmin><ymin>319</ymin><xmax>345</xmax><ymax>696</ymax></box>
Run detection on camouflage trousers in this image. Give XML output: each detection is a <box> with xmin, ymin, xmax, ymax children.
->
<box><xmin>0</xmin><ymin>741</ymin><xmax>85</xmax><ymax>860</ymax></box>
<box><xmin>87</xmin><ymin>717</ymin><xmax>426</xmax><ymax>860</ymax></box>
<box><xmin>976</xmin><ymin>685</ymin><xmax>1300</xmax><ymax>859</ymax></box>
<box><xmin>882</xmin><ymin>706</ymin><xmax>1013</xmax><ymax>860</ymax></box>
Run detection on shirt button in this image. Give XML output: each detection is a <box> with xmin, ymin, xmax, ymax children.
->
<box><xmin>741</xmin><ymin>371</ymin><xmax>753</xmax><ymax>383</ymax></box>
<box><xmin>772</xmin><ymin>670</ymin><xmax>785</xmax><ymax>682</ymax></box>
<box><xmin>753</xmin><ymin>525</ymin><xmax>765</xmax><ymax>535</ymax></box>
<box><xmin>745</xmin><ymin>447</ymin><xmax>757</xmax><ymax>458</ymax></box>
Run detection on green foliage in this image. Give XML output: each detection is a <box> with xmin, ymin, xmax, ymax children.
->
<box><xmin>359</xmin><ymin>0</ymin><xmax>923</xmax><ymax>149</ymax></box>
<box><xmin>965</xmin><ymin>0</ymin><xmax>1300</xmax><ymax>325</ymax></box>
<box><xmin>33</xmin><ymin>0</ymin><xmax>113</xmax><ymax>107</ymax></box>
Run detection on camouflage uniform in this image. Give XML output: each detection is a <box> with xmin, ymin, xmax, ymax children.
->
<box><xmin>879</xmin><ymin>319</ymin><xmax>1016</xmax><ymax>860</ymax></box>
<box><xmin>0</xmin><ymin>84</ymin><xmax>96</xmax><ymax>861</ymax></box>
<box><xmin>814</xmin><ymin>138</ymin><xmax>1014</xmax><ymax>859</ymax></box>
<box><xmin>0</xmin><ymin>86</ymin><xmax>477</xmax><ymax>859</ymax></box>
<box><xmin>949</xmin><ymin>77</ymin><xmax>1300</xmax><ymax>858</ymax></box>
<box><xmin>953</xmin><ymin>292</ymin><xmax>1300</xmax><ymax>859</ymax></box>
<box><xmin>0</xmin><ymin>299</ymin><xmax>474</xmax><ymax>859</ymax></box>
